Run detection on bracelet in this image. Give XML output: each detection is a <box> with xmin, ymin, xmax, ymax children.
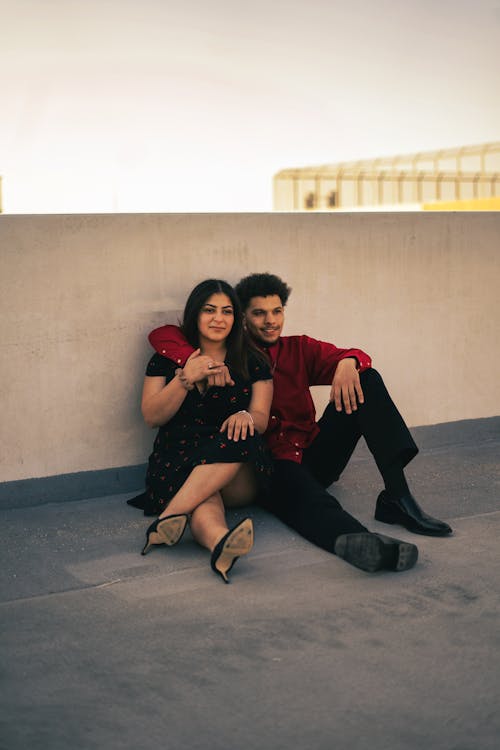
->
<box><xmin>238</xmin><ymin>410</ymin><xmax>254</xmax><ymax>424</ymax></box>
<box><xmin>175</xmin><ymin>368</ymin><xmax>194</xmax><ymax>391</ymax></box>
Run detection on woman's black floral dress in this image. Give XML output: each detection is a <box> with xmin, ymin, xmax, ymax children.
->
<box><xmin>131</xmin><ymin>352</ymin><xmax>273</xmax><ymax>516</ymax></box>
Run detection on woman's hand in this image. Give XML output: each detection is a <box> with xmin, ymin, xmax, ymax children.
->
<box><xmin>207</xmin><ymin>364</ymin><xmax>234</xmax><ymax>388</ymax></box>
<box><xmin>183</xmin><ymin>349</ymin><xmax>232</xmax><ymax>385</ymax></box>
<box><xmin>220</xmin><ymin>411</ymin><xmax>255</xmax><ymax>441</ymax></box>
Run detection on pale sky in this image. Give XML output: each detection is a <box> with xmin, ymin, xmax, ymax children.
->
<box><xmin>1</xmin><ymin>0</ymin><xmax>499</xmax><ymax>213</ymax></box>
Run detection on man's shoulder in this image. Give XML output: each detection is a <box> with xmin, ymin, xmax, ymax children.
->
<box><xmin>280</xmin><ymin>334</ymin><xmax>323</xmax><ymax>349</ymax></box>
<box><xmin>277</xmin><ymin>335</ymin><xmax>327</xmax><ymax>365</ymax></box>
<box><xmin>150</xmin><ymin>323</ymin><xmax>182</xmax><ymax>335</ymax></box>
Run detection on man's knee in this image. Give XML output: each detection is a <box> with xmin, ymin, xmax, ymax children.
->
<box><xmin>359</xmin><ymin>368</ymin><xmax>391</xmax><ymax>400</ymax></box>
<box><xmin>360</xmin><ymin>367</ymin><xmax>383</xmax><ymax>387</ymax></box>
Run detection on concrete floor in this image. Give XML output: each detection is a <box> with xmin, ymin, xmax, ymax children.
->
<box><xmin>1</xmin><ymin>418</ymin><xmax>499</xmax><ymax>750</ymax></box>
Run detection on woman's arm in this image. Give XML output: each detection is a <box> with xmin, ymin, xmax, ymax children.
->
<box><xmin>248</xmin><ymin>378</ymin><xmax>273</xmax><ymax>434</ymax></box>
<box><xmin>220</xmin><ymin>378</ymin><xmax>273</xmax><ymax>441</ymax></box>
<box><xmin>149</xmin><ymin>325</ymin><xmax>233</xmax><ymax>387</ymax></box>
<box><xmin>141</xmin><ymin>374</ymin><xmax>189</xmax><ymax>428</ymax></box>
<box><xmin>142</xmin><ymin>349</ymin><xmax>230</xmax><ymax>428</ymax></box>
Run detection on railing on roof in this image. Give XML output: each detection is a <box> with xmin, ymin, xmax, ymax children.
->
<box><xmin>273</xmin><ymin>141</ymin><xmax>500</xmax><ymax>210</ymax></box>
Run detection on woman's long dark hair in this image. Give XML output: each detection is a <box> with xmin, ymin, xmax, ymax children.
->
<box><xmin>180</xmin><ymin>279</ymin><xmax>249</xmax><ymax>379</ymax></box>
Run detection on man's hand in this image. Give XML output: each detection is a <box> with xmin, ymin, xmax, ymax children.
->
<box><xmin>330</xmin><ymin>358</ymin><xmax>364</xmax><ymax>414</ymax></box>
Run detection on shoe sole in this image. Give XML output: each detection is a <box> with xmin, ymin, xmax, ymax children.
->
<box><xmin>142</xmin><ymin>515</ymin><xmax>188</xmax><ymax>554</ymax></box>
<box><xmin>155</xmin><ymin>515</ymin><xmax>188</xmax><ymax>545</ymax></box>
<box><xmin>214</xmin><ymin>519</ymin><xmax>254</xmax><ymax>582</ymax></box>
<box><xmin>334</xmin><ymin>533</ymin><xmax>418</xmax><ymax>573</ymax></box>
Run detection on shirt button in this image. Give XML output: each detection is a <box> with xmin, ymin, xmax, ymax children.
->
<box><xmin>162</xmin><ymin>349</ymin><xmax>166</xmax><ymax>354</ymax></box>
<box><xmin>295</xmin><ymin>451</ymin><xmax>299</xmax><ymax>456</ymax></box>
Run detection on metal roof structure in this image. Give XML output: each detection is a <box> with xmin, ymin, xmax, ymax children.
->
<box><xmin>273</xmin><ymin>141</ymin><xmax>500</xmax><ymax>211</ymax></box>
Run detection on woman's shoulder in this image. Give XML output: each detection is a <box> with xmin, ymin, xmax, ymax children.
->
<box><xmin>247</xmin><ymin>350</ymin><xmax>272</xmax><ymax>383</ymax></box>
<box><xmin>145</xmin><ymin>353</ymin><xmax>178</xmax><ymax>377</ymax></box>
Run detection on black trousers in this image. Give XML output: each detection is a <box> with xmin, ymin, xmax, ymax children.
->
<box><xmin>258</xmin><ymin>369</ymin><xmax>418</xmax><ymax>553</ymax></box>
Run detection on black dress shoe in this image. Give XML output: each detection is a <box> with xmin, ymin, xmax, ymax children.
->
<box><xmin>334</xmin><ymin>532</ymin><xmax>418</xmax><ymax>573</ymax></box>
<box><xmin>375</xmin><ymin>490</ymin><xmax>452</xmax><ymax>537</ymax></box>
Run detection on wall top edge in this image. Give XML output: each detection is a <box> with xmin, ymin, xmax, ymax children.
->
<box><xmin>1</xmin><ymin>210</ymin><xmax>500</xmax><ymax>220</ymax></box>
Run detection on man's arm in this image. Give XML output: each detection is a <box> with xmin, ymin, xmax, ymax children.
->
<box><xmin>148</xmin><ymin>325</ymin><xmax>195</xmax><ymax>366</ymax></box>
<box><xmin>304</xmin><ymin>337</ymin><xmax>372</xmax><ymax>383</ymax></box>
<box><xmin>148</xmin><ymin>324</ymin><xmax>234</xmax><ymax>387</ymax></box>
<box><xmin>330</xmin><ymin>357</ymin><xmax>364</xmax><ymax>414</ymax></box>
<box><xmin>301</xmin><ymin>335</ymin><xmax>372</xmax><ymax>414</ymax></box>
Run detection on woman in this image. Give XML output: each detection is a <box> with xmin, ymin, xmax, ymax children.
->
<box><xmin>131</xmin><ymin>279</ymin><xmax>273</xmax><ymax>583</ymax></box>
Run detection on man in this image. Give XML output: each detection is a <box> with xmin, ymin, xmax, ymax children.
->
<box><xmin>148</xmin><ymin>273</ymin><xmax>452</xmax><ymax>573</ymax></box>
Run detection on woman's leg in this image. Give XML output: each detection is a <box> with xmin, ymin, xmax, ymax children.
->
<box><xmin>158</xmin><ymin>462</ymin><xmax>242</xmax><ymax>518</ymax></box>
<box><xmin>189</xmin><ymin>492</ymin><xmax>228</xmax><ymax>551</ymax></box>
<box><xmin>221</xmin><ymin>464</ymin><xmax>258</xmax><ymax>508</ymax></box>
<box><xmin>191</xmin><ymin>492</ymin><xmax>255</xmax><ymax>583</ymax></box>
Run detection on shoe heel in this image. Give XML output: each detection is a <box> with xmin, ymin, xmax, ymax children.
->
<box><xmin>395</xmin><ymin>542</ymin><xmax>419</xmax><ymax>571</ymax></box>
<box><xmin>211</xmin><ymin>518</ymin><xmax>254</xmax><ymax>583</ymax></box>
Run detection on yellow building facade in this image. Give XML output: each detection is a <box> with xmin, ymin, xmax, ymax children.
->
<box><xmin>273</xmin><ymin>142</ymin><xmax>500</xmax><ymax>212</ymax></box>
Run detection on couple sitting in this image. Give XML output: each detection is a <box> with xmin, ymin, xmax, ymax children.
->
<box><xmin>129</xmin><ymin>273</ymin><xmax>451</xmax><ymax>583</ymax></box>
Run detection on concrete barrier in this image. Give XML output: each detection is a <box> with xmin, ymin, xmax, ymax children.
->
<box><xmin>1</xmin><ymin>212</ymin><xmax>499</xmax><ymax>502</ymax></box>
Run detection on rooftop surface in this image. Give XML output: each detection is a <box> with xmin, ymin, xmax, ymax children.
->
<box><xmin>1</xmin><ymin>418</ymin><xmax>499</xmax><ymax>750</ymax></box>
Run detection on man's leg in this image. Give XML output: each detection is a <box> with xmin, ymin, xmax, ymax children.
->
<box><xmin>303</xmin><ymin>368</ymin><xmax>418</xmax><ymax>486</ymax></box>
<box><xmin>260</xmin><ymin>459</ymin><xmax>368</xmax><ymax>553</ymax></box>
<box><xmin>303</xmin><ymin>368</ymin><xmax>451</xmax><ymax>536</ymax></box>
<box><xmin>259</xmin><ymin>459</ymin><xmax>418</xmax><ymax>572</ymax></box>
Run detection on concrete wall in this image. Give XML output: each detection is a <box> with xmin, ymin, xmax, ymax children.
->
<box><xmin>1</xmin><ymin>212</ymin><xmax>499</xmax><ymax>491</ymax></box>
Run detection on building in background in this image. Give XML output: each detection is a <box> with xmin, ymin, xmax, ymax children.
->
<box><xmin>273</xmin><ymin>141</ymin><xmax>500</xmax><ymax>212</ymax></box>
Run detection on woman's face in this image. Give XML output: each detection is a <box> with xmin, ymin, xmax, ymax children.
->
<box><xmin>197</xmin><ymin>292</ymin><xmax>235</xmax><ymax>346</ymax></box>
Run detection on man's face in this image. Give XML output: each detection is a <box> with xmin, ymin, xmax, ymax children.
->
<box><xmin>244</xmin><ymin>294</ymin><xmax>285</xmax><ymax>346</ymax></box>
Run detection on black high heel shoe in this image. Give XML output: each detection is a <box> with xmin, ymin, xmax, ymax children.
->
<box><xmin>210</xmin><ymin>518</ymin><xmax>254</xmax><ymax>583</ymax></box>
<box><xmin>141</xmin><ymin>514</ymin><xmax>189</xmax><ymax>555</ymax></box>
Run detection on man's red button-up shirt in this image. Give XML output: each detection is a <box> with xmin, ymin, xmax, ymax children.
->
<box><xmin>148</xmin><ymin>326</ymin><xmax>372</xmax><ymax>463</ymax></box>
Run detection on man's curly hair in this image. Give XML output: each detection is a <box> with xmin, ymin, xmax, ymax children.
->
<box><xmin>235</xmin><ymin>273</ymin><xmax>292</xmax><ymax>310</ymax></box>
